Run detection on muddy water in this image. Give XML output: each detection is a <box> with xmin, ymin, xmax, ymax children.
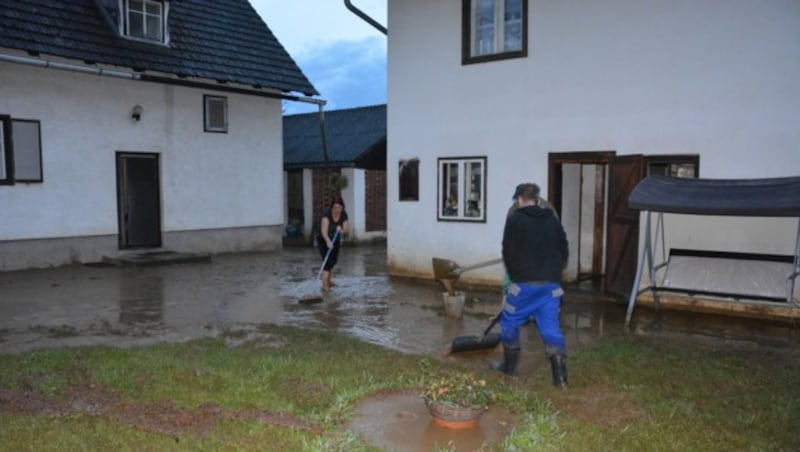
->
<box><xmin>2</xmin><ymin>245</ymin><xmax>799</xmax><ymax>357</ymax></box>
<box><xmin>349</xmin><ymin>392</ymin><xmax>517</xmax><ymax>451</ymax></box>
<box><xmin>2</xmin><ymin>244</ymin><xmax>799</xmax><ymax>449</ymax></box>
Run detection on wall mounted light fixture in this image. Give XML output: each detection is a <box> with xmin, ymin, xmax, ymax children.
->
<box><xmin>131</xmin><ymin>105</ymin><xmax>143</xmax><ymax>121</ymax></box>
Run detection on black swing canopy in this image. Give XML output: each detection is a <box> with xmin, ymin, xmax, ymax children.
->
<box><xmin>628</xmin><ymin>175</ymin><xmax>800</xmax><ymax>217</ymax></box>
<box><xmin>625</xmin><ymin>175</ymin><xmax>800</xmax><ymax>326</ymax></box>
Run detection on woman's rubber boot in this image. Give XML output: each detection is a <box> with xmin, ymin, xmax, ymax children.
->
<box><xmin>550</xmin><ymin>354</ymin><xmax>567</xmax><ymax>389</ymax></box>
<box><xmin>491</xmin><ymin>345</ymin><xmax>520</xmax><ymax>376</ymax></box>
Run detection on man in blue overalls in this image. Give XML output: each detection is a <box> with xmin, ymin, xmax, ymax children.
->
<box><xmin>493</xmin><ymin>183</ymin><xmax>569</xmax><ymax>388</ymax></box>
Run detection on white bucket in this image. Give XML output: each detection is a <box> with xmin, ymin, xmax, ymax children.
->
<box><xmin>442</xmin><ymin>291</ymin><xmax>466</xmax><ymax>318</ymax></box>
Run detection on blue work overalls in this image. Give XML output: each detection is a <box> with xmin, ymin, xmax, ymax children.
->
<box><xmin>500</xmin><ymin>282</ymin><xmax>566</xmax><ymax>356</ymax></box>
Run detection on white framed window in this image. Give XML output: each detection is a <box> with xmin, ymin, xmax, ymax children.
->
<box><xmin>124</xmin><ymin>0</ymin><xmax>167</xmax><ymax>44</ymax></box>
<box><xmin>438</xmin><ymin>156</ymin><xmax>486</xmax><ymax>222</ymax></box>
<box><xmin>204</xmin><ymin>95</ymin><xmax>228</xmax><ymax>133</ymax></box>
<box><xmin>462</xmin><ymin>0</ymin><xmax>527</xmax><ymax>64</ymax></box>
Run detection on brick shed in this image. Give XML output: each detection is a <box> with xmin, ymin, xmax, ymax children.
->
<box><xmin>283</xmin><ymin>104</ymin><xmax>386</xmax><ymax>244</ymax></box>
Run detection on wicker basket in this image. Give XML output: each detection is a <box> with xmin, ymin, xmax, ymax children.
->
<box><xmin>424</xmin><ymin>398</ymin><xmax>486</xmax><ymax>429</ymax></box>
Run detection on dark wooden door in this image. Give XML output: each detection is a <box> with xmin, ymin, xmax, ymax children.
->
<box><xmin>605</xmin><ymin>154</ymin><xmax>644</xmax><ymax>298</ymax></box>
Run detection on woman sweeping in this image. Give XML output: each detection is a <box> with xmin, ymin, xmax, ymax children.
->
<box><xmin>318</xmin><ymin>196</ymin><xmax>349</xmax><ymax>291</ymax></box>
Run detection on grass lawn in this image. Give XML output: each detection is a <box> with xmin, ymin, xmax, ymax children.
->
<box><xmin>1</xmin><ymin>324</ymin><xmax>798</xmax><ymax>451</ymax></box>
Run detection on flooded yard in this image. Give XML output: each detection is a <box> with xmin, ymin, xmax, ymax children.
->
<box><xmin>2</xmin><ymin>244</ymin><xmax>799</xmax><ymax>450</ymax></box>
<box><xmin>1</xmin><ymin>244</ymin><xmax>798</xmax><ymax>363</ymax></box>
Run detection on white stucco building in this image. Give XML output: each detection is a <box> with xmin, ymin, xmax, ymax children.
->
<box><xmin>0</xmin><ymin>0</ymin><xmax>318</xmax><ymax>271</ymax></box>
<box><xmin>384</xmin><ymin>0</ymin><xmax>800</xmax><ymax>297</ymax></box>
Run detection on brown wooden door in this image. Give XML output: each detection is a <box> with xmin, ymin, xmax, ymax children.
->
<box><xmin>605</xmin><ymin>155</ymin><xmax>644</xmax><ymax>298</ymax></box>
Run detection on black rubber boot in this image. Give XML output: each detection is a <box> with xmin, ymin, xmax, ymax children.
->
<box><xmin>550</xmin><ymin>354</ymin><xmax>568</xmax><ymax>388</ymax></box>
<box><xmin>491</xmin><ymin>345</ymin><xmax>520</xmax><ymax>375</ymax></box>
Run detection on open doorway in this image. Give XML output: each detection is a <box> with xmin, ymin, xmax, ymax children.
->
<box><xmin>549</xmin><ymin>152</ymin><xmax>614</xmax><ymax>291</ymax></box>
<box><xmin>116</xmin><ymin>152</ymin><xmax>161</xmax><ymax>249</ymax></box>
<box><xmin>549</xmin><ymin>152</ymin><xmax>700</xmax><ymax>299</ymax></box>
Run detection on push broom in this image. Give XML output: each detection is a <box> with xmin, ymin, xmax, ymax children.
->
<box><xmin>448</xmin><ymin>312</ymin><xmax>502</xmax><ymax>353</ymax></box>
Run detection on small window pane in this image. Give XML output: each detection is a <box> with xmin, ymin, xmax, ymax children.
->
<box><xmin>204</xmin><ymin>95</ymin><xmax>228</xmax><ymax>133</ymax></box>
<box><xmin>442</xmin><ymin>162</ymin><xmax>459</xmax><ymax>217</ymax></box>
<box><xmin>504</xmin><ymin>0</ymin><xmax>523</xmax><ymax>52</ymax></box>
<box><xmin>145</xmin><ymin>15</ymin><xmax>162</xmax><ymax>41</ymax></box>
<box><xmin>129</xmin><ymin>12</ymin><xmax>144</xmax><ymax>38</ymax></box>
<box><xmin>672</xmin><ymin>163</ymin><xmax>696</xmax><ymax>178</ymax></box>
<box><xmin>647</xmin><ymin>157</ymin><xmax>698</xmax><ymax>179</ymax></box>
<box><xmin>473</xmin><ymin>0</ymin><xmax>495</xmax><ymax>55</ymax></box>
<box><xmin>464</xmin><ymin>161</ymin><xmax>483</xmax><ymax>217</ymax></box>
<box><xmin>11</xmin><ymin>120</ymin><xmax>42</xmax><ymax>182</ymax></box>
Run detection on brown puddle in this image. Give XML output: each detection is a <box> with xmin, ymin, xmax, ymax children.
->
<box><xmin>348</xmin><ymin>391</ymin><xmax>517</xmax><ymax>451</ymax></box>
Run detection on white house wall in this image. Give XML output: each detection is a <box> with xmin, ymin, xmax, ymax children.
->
<box><xmin>386</xmin><ymin>0</ymin><xmax>800</xmax><ymax>284</ymax></box>
<box><xmin>0</xmin><ymin>62</ymin><xmax>284</xmax><ymax>270</ymax></box>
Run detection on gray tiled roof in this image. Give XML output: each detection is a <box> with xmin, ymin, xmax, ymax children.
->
<box><xmin>284</xmin><ymin>104</ymin><xmax>386</xmax><ymax>170</ymax></box>
<box><xmin>0</xmin><ymin>0</ymin><xmax>317</xmax><ymax>96</ymax></box>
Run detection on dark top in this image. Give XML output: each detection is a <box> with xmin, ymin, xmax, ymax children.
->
<box><xmin>628</xmin><ymin>175</ymin><xmax>800</xmax><ymax>217</ymax></box>
<box><xmin>502</xmin><ymin>205</ymin><xmax>569</xmax><ymax>283</ymax></box>
<box><xmin>322</xmin><ymin>208</ymin><xmax>348</xmax><ymax>246</ymax></box>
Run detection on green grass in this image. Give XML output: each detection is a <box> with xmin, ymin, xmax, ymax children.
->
<box><xmin>0</xmin><ymin>326</ymin><xmax>797</xmax><ymax>451</ymax></box>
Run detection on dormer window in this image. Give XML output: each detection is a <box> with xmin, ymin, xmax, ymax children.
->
<box><xmin>124</xmin><ymin>0</ymin><xmax>168</xmax><ymax>44</ymax></box>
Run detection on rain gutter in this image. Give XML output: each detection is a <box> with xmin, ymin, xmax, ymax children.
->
<box><xmin>0</xmin><ymin>52</ymin><xmax>139</xmax><ymax>79</ymax></box>
<box><xmin>0</xmin><ymin>52</ymin><xmax>325</xmax><ymax>106</ymax></box>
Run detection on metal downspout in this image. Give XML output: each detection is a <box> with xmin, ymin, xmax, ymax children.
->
<box><xmin>318</xmin><ymin>104</ymin><xmax>330</xmax><ymax>164</ymax></box>
<box><xmin>343</xmin><ymin>0</ymin><xmax>387</xmax><ymax>35</ymax></box>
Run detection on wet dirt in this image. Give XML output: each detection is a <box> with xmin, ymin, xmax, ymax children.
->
<box><xmin>2</xmin><ymin>244</ymin><xmax>799</xmax><ymax>449</ymax></box>
<box><xmin>0</xmin><ymin>372</ymin><xmax>319</xmax><ymax>438</ymax></box>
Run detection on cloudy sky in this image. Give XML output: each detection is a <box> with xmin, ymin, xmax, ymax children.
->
<box><xmin>250</xmin><ymin>1</ymin><xmax>387</xmax><ymax>115</ymax></box>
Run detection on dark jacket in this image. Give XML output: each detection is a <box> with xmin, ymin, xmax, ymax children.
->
<box><xmin>502</xmin><ymin>205</ymin><xmax>568</xmax><ymax>283</ymax></box>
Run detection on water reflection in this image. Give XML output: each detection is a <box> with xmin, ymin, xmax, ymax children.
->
<box><xmin>119</xmin><ymin>274</ymin><xmax>163</xmax><ymax>326</ymax></box>
<box><xmin>1</xmin><ymin>244</ymin><xmax>798</xmax><ymax>356</ymax></box>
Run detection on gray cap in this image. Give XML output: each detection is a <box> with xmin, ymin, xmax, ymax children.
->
<box><xmin>512</xmin><ymin>183</ymin><xmax>540</xmax><ymax>200</ymax></box>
